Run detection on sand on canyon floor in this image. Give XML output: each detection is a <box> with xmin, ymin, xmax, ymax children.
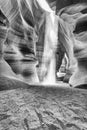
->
<box><xmin>0</xmin><ymin>76</ymin><xmax>87</xmax><ymax>130</ymax></box>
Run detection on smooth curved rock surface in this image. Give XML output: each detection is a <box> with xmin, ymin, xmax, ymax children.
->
<box><xmin>57</xmin><ymin>3</ymin><xmax>87</xmax><ymax>87</ymax></box>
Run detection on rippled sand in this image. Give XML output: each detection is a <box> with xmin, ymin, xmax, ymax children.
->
<box><xmin>0</xmin><ymin>76</ymin><xmax>87</xmax><ymax>130</ymax></box>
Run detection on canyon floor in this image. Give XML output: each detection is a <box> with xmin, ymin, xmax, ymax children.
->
<box><xmin>0</xmin><ymin>76</ymin><xmax>87</xmax><ymax>130</ymax></box>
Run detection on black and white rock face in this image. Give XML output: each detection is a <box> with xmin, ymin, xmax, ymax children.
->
<box><xmin>58</xmin><ymin>3</ymin><xmax>87</xmax><ymax>87</ymax></box>
<box><xmin>0</xmin><ymin>0</ymin><xmax>56</xmax><ymax>84</ymax></box>
<box><xmin>0</xmin><ymin>0</ymin><xmax>45</xmax><ymax>83</ymax></box>
<box><xmin>69</xmin><ymin>12</ymin><xmax>87</xmax><ymax>87</ymax></box>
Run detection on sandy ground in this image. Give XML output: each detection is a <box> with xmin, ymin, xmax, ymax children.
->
<box><xmin>0</xmin><ymin>76</ymin><xmax>87</xmax><ymax>130</ymax></box>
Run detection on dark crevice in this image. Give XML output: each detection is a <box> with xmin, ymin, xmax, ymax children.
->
<box><xmin>81</xmin><ymin>8</ymin><xmax>87</xmax><ymax>14</ymax></box>
<box><xmin>0</xmin><ymin>114</ymin><xmax>10</xmax><ymax>121</ymax></box>
<box><xmin>73</xmin><ymin>20</ymin><xmax>87</xmax><ymax>34</ymax></box>
<box><xmin>24</xmin><ymin>118</ymin><xmax>30</xmax><ymax>130</ymax></box>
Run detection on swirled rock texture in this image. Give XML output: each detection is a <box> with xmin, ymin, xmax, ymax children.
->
<box><xmin>57</xmin><ymin>3</ymin><xmax>87</xmax><ymax>87</ymax></box>
<box><xmin>0</xmin><ymin>0</ymin><xmax>50</xmax><ymax>83</ymax></box>
<box><xmin>0</xmin><ymin>76</ymin><xmax>87</xmax><ymax>130</ymax></box>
